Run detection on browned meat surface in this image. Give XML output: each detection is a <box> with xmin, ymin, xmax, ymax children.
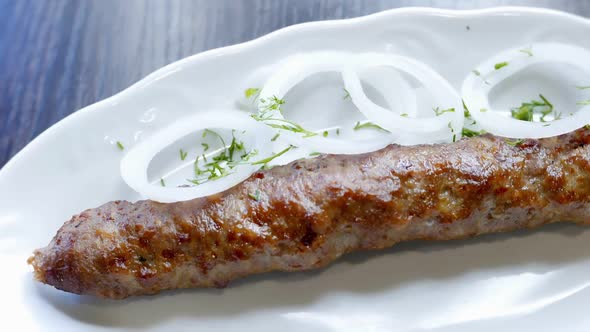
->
<box><xmin>28</xmin><ymin>129</ymin><xmax>590</xmax><ymax>299</ymax></box>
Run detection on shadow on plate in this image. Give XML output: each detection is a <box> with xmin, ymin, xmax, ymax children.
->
<box><xmin>26</xmin><ymin>222</ymin><xmax>590</xmax><ymax>328</ymax></box>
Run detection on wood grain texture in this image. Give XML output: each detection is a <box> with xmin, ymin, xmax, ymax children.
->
<box><xmin>0</xmin><ymin>0</ymin><xmax>589</xmax><ymax>167</ymax></box>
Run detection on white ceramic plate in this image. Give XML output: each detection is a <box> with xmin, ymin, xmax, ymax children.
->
<box><xmin>3</xmin><ymin>7</ymin><xmax>590</xmax><ymax>331</ymax></box>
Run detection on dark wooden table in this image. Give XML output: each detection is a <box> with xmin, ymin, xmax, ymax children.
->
<box><xmin>1</xmin><ymin>0</ymin><xmax>589</xmax><ymax>167</ymax></box>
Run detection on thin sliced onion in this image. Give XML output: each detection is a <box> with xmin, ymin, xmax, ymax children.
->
<box><xmin>259</xmin><ymin>64</ymin><xmax>420</xmax><ymax>165</ymax></box>
<box><xmin>358</xmin><ymin>66</ymin><xmax>418</xmax><ymax>118</ymax></box>
<box><xmin>257</xmin><ymin>51</ymin><xmax>412</xmax><ymax>154</ymax></box>
<box><xmin>342</xmin><ymin>53</ymin><xmax>463</xmax><ymax>143</ymax></box>
<box><xmin>462</xmin><ymin>42</ymin><xmax>590</xmax><ymax>138</ymax></box>
<box><xmin>120</xmin><ymin>110</ymin><xmax>274</xmax><ymax>203</ymax></box>
<box><xmin>119</xmin><ymin>52</ymin><xmax>465</xmax><ymax>203</ymax></box>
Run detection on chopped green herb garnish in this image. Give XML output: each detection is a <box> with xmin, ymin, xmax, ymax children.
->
<box><xmin>187</xmin><ymin>179</ymin><xmax>202</xmax><ymax>185</ymax></box>
<box><xmin>510</xmin><ymin>94</ymin><xmax>554</xmax><ymax>122</ymax></box>
<box><xmin>244</xmin><ymin>87</ymin><xmax>260</xmax><ymax>99</ymax></box>
<box><xmin>447</xmin><ymin>122</ymin><xmax>457</xmax><ymax>142</ymax></box>
<box><xmin>239</xmin><ymin>149</ymin><xmax>258</xmax><ymax>163</ymax></box>
<box><xmin>251</xmin><ymin>96</ymin><xmax>317</xmax><ymax>138</ymax></box>
<box><xmin>323</xmin><ymin>130</ymin><xmax>328</xmax><ymax>137</ymax></box>
<box><xmin>463</xmin><ymin>101</ymin><xmax>472</xmax><ymax>118</ymax></box>
<box><xmin>270</xmin><ymin>133</ymin><xmax>280</xmax><ymax>142</ymax></box>
<box><xmin>116</xmin><ymin>141</ymin><xmax>124</xmax><ymax>150</ymax></box>
<box><xmin>462</xmin><ymin>127</ymin><xmax>485</xmax><ymax>137</ymax></box>
<box><xmin>400</xmin><ymin>113</ymin><xmax>409</xmax><ymax>117</ymax></box>
<box><xmin>193</xmin><ymin>156</ymin><xmax>203</xmax><ymax>176</ymax></box>
<box><xmin>309</xmin><ymin>152</ymin><xmax>321</xmax><ymax>156</ymax></box>
<box><xmin>201</xmin><ymin>143</ymin><xmax>209</xmax><ymax>151</ymax></box>
<box><xmin>505</xmin><ymin>139</ymin><xmax>524</xmax><ymax>147</ymax></box>
<box><xmin>539</xmin><ymin>94</ymin><xmax>554</xmax><ymax>112</ymax></box>
<box><xmin>180</xmin><ymin>149</ymin><xmax>188</xmax><ymax>161</ymax></box>
<box><xmin>248</xmin><ymin>190</ymin><xmax>261</xmax><ymax>201</ymax></box>
<box><xmin>252</xmin><ymin>145</ymin><xmax>294</xmax><ymax>165</ymax></box>
<box><xmin>336</xmin><ymin>128</ymin><xmax>340</xmax><ymax>135</ymax></box>
<box><xmin>480</xmin><ymin>108</ymin><xmax>488</xmax><ymax>112</ymax></box>
<box><xmin>494</xmin><ymin>62</ymin><xmax>509</xmax><ymax>70</ymax></box>
<box><xmin>189</xmin><ymin>130</ymin><xmax>254</xmax><ymax>184</ymax></box>
<box><xmin>259</xmin><ymin>95</ymin><xmax>286</xmax><ymax>112</ymax></box>
<box><xmin>511</xmin><ymin>106</ymin><xmax>533</xmax><ymax>121</ymax></box>
<box><xmin>343</xmin><ymin>88</ymin><xmax>351</xmax><ymax>100</ymax></box>
<box><xmin>543</xmin><ymin>123</ymin><xmax>551</xmax><ymax>127</ymax></box>
<box><xmin>433</xmin><ymin>107</ymin><xmax>455</xmax><ymax>116</ymax></box>
<box><xmin>462</xmin><ymin>99</ymin><xmax>477</xmax><ymax>125</ymax></box>
<box><xmin>225</xmin><ymin>131</ymin><xmax>245</xmax><ymax>163</ymax></box>
<box><xmin>253</xmin><ymin>116</ymin><xmax>317</xmax><ymax>138</ymax></box>
<box><xmin>577</xmin><ymin>86</ymin><xmax>590</xmax><ymax>90</ymax></box>
<box><xmin>203</xmin><ymin>129</ymin><xmax>226</xmax><ymax>147</ymax></box>
<box><xmin>160</xmin><ymin>178</ymin><xmax>166</xmax><ymax>187</ymax></box>
<box><xmin>577</xmin><ymin>100</ymin><xmax>590</xmax><ymax>106</ymax></box>
<box><xmin>519</xmin><ymin>46</ymin><xmax>533</xmax><ymax>57</ymax></box>
<box><xmin>353</xmin><ymin>121</ymin><xmax>388</xmax><ymax>132</ymax></box>
<box><xmin>585</xmin><ymin>124</ymin><xmax>590</xmax><ymax>130</ymax></box>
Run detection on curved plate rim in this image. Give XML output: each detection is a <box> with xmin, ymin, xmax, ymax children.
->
<box><xmin>1</xmin><ymin>6</ymin><xmax>589</xmax><ymax>178</ymax></box>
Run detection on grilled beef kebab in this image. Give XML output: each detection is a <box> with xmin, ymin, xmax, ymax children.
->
<box><xmin>29</xmin><ymin>129</ymin><xmax>590</xmax><ymax>299</ymax></box>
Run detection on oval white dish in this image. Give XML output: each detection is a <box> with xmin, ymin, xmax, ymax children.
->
<box><xmin>2</xmin><ymin>7</ymin><xmax>590</xmax><ymax>332</ymax></box>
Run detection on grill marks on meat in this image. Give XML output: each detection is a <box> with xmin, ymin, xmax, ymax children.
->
<box><xmin>28</xmin><ymin>130</ymin><xmax>590</xmax><ymax>298</ymax></box>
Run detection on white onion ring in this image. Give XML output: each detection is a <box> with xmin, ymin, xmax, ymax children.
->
<box><xmin>462</xmin><ymin>42</ymin><xmax>590</xmax><ymax>138</ymax></box>
<box><xmin>342</xmin><ymin>53</ymin><xmax>463</xmax><ymax>143</ymax></box>
<box><xmin>260</xmin><ymin>65</ymin><xmax>419</xmax><ymax>166</ymax></box>
<box><xmin>120</xmin><ymin>51</ymin><xmax>478</xmax><ymax>202</ymax></box>
<box><xmin>120</xmin><ymin>110</ymin><xmax>274</xmax><ymax>203</ymax></box>
<box><xmin>257</xmin><ymin>51</ymin><xmax>414</xmax><ymax>154</ymax></box>
<box><xmin>357</xmin><ymin>66</ymin><xmax>418</xmax><ymax>118</ymax></box>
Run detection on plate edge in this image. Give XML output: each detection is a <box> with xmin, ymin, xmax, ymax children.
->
<box><xmin>1</xmin><ymin>6</ymin><xmax>589</xmax><ymax>178</ymax></box>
